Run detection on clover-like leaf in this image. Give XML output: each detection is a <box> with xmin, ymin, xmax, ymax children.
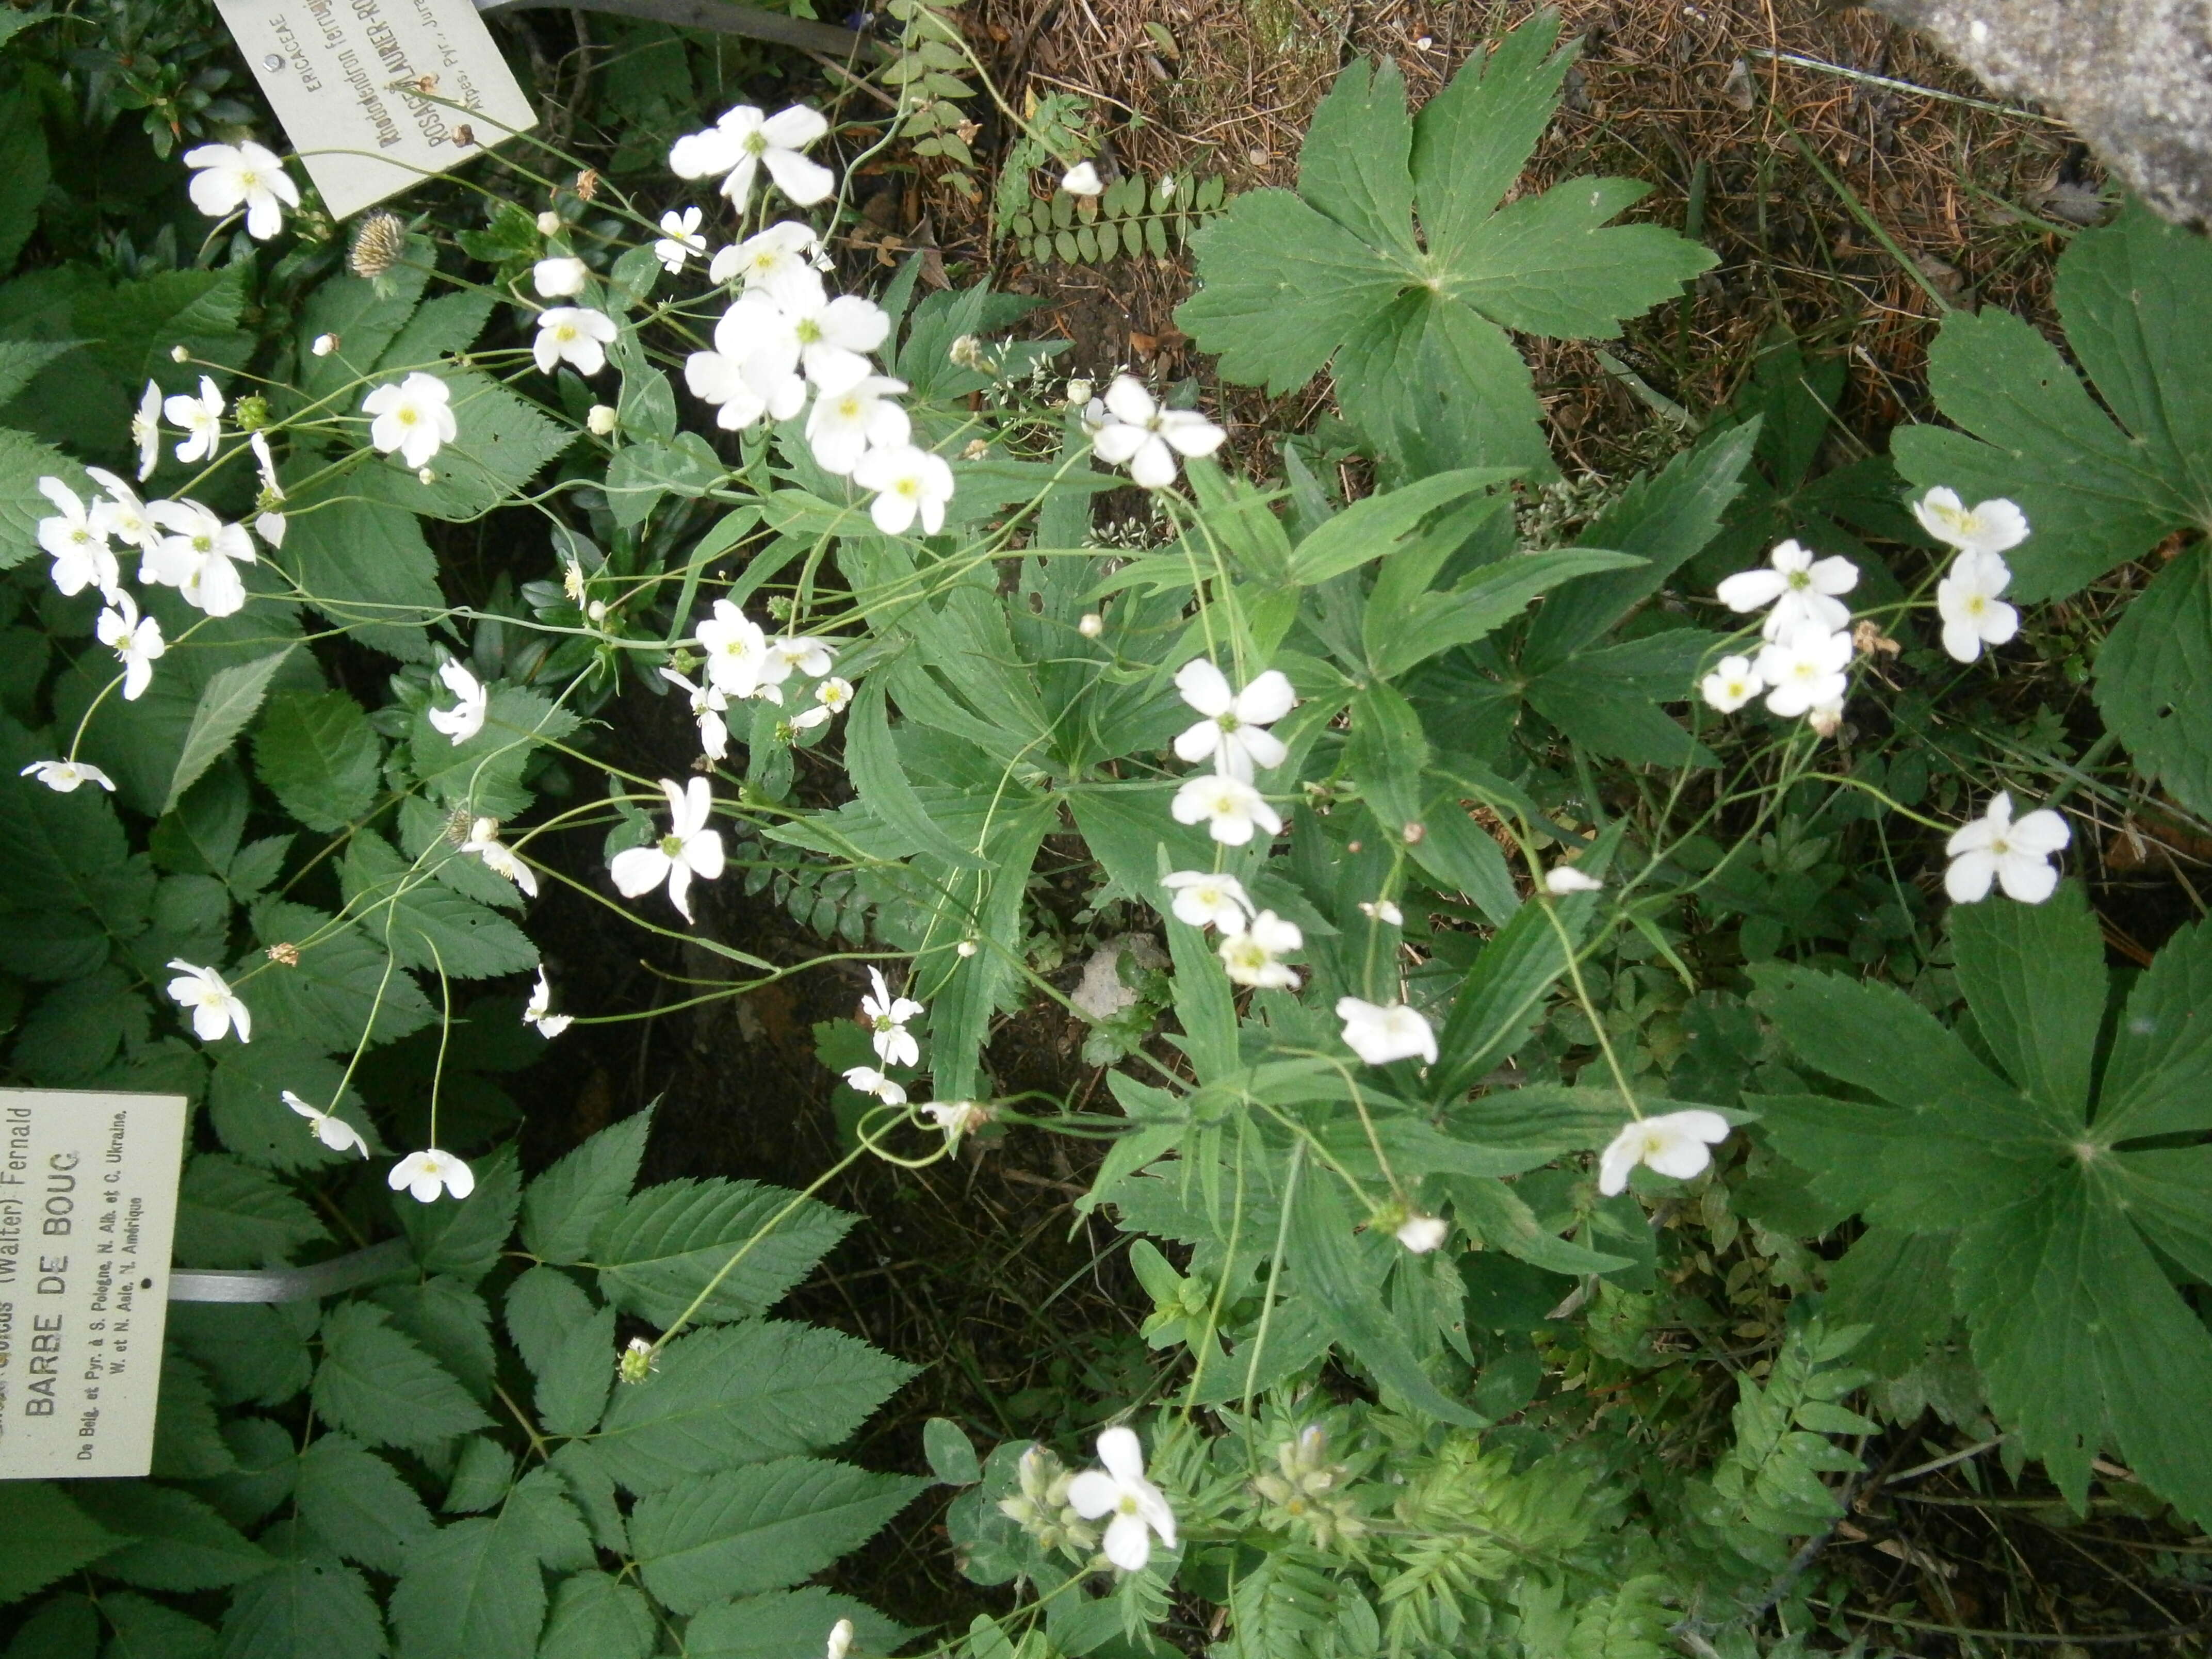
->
<box><xmin>1177</xmin><ymin>12</ymin><xmax>1715</xmax><ymax>480</ymax></box>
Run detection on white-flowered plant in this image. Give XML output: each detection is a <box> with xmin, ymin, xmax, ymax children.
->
<box><xmin>1171</xmin><ymin>772</ymin><xmax>1281</xmax><ymax>847</ymax></box>
<box><xmin>1945</xmin><ymin>792</ymin><xmax>2070</xmax><ymax>904</ymax></box>
<box><xmin>363</xmin><ymin>372</ymin><xmax>458</xmax><ymax>469</ymax></box>
<box><xmin>131</xmin><ymin>381</ymin><xmax>161</xmax><ymax>480</ymax></box>
<box><xmin>863</xmin><ymin>968</ymin><xmax>925</xmax><ymax>1068</ymax></box>
<box><xmin>1699</xmin><ymin>653</ymin><xmax>1761</xmax><ymax>713</ymax></box>
<box><xmin>1172</xmin><ymin>660</ymin><xmax>1294</xmax><ymax>780</ymax></box>
<box><xmin>164</xmin><ymin>376</ymin><xmax>225</xmax><ymax>464</ymax></box>
<box><xmin>609</xmin><ymin>777</ymin><xmax>725</xmax><ymax>921</ymax></box>
<box><xmin>696</xmin><ymin>600</ymin><xmax>780</xmax><ymax>702</ymax></box>
<box><xmin>1598</xmin><ymin>1110</ymin><xmax>1731</xmax><ymax>1196</ymax></box>
<box><xmin>1065</xmin><ymin>1426</ymin><xmax>1177</xmax><ymax>1572</ymax></box>
<box><xmin>1085</xmin><ymin>375</ymin><xmax>1226</xmax><ymax>489</ymax></box>
<box><xmin>1395</xmin><ymin>1214</ymin><xmax>1449</xmax><ymax>1254</ymax></box>
<box><xmin>248</xmin><ymin>432</ymin><xmax>287</xmax><ymax>546</ymax></box>
<box><xmin>524</xmin><ymin>969</ymin><xmax>572</xmax><ymax>1038</ymax></box>
<box><xmin>1160</xmin><ymin>870</ymin><xmax>1253</xmax><ymax>931</ymax></box>
<box><xmin>86</xmin><ymin>467</ymin><xmax>156</xmax><ymax>555</ymax></box>
<box><xmin>144</xmin><ymin>499</ymin><xmax>254</xmax><ymax>617</ymax></box>
<box><xmin>806</xmin><ymin>375</ymin><xmax>912</xmax><ymax>476</ymax></box>
<box><xmin>1336</xmin><ymin>998</ymin><xmax>1437</xmax><ymax>1066</ymax></box>
<box><xmin>920</xmin><ymin>1099</ymin><xmax>990</xmax><ymax>1148</ymax></box>
<box><xmin>710</xmin><ymin>220</ymin><xmax>828</xmax><ymax>304</ymax></box>
<box><xmin>387</xmin><ymin>1148</ymin><xmax>475</xmax><ymax>1204</ymax></box>
<box><xmin>844</xmin><ymin>1065</ymin><xmax>907</xmax><ymax>1107</ymax></box>
<box><xmin>284</xmin><ymin>1092</ymin><xmax>369</xmax><ymax>1158</ymax></box>
<box><xmin>167</xmin><ymin>961</ymin><xmax>250</xmax><ymax>1044</ymax></box>
<box><xmin>661</xmin><ymin>667</ymin><xmax>732</xmax><ymax>761</ymax></box>
<box><xmin>789</xmin><ymin>675</ymin><xmax>853</xmax><ymax>731</ymax></box>
<box><xmin>184</xmin><ymin>140</ymin><xmax>299</xmax><ymax>239</ymax></box>
<box><xmin>1715</xmin><ymin>540</ymin><xmax>1859</xmax><ymax>641</ymax></box>
<box><xmin>1218</xmin><ymin>910</ymin><xmax>1302</xmax><ymax>989</ymax></box>
<box><xmin>95</xmin><ymin>590</ymin><xmax>164</xmax><ymax>701</ymax></box>
<box><xmin>36</xmin><ymin>477</ymin><xmax>119</xmax><ymax>598</ymax></box>
<box><xmin>1754</xmin><ymin>624</ymin><xmax>1851</xmax><ymax>720</ymax></box>
<box><xmin>1937</xmin><ymin>548</ymin><xmax>2020</xmax><ymax>664</ymax></box>
<box><xmin>534</xmin><ymin>307</ymin><xmax>618</xmax><ymax>377</ymax></box>
<box><xmin>670</xmin><ymin>103</ymin><xmax>835</xmax><ymax>210</ymax></box>
<box><xmin>20</xmin><ymin>758</ymin><xmax>115</xmax><ymax>793</ymax></box>
<box><xmin>655</xmin><ymin>205</ymin><xmax>707</xmax><ymax>273</ymax></box>
<box><xmin>460</xmin><ymin>817</ymin><xmax>538</xmax><ymax>897</ymax></box>
<box><xmin>854</xmin><ymin>443</ymin><xmax>955</xmax><ymax>536</ymax></box>
<box><xmin>1912</xmin><ymin>486</ymin><xmax>2028</xmax><ymax>559</ymax></box>
<box><xmin>1061</xmin><ymin>161</ymin><xmax>1103</xmax><ymax>196</ymax></box>
<box><xmin>532</xmin><ymin>255</ymin><xmax>589</xmax><ymax>298</ymax></box>
<box><xmin>428</xmin><ymin>660</ymin><xmax>489</xmax><ymax>745</ymax></box>
<box><xmin>1543</xmin><ymin>864</ymin><xmax>1602</xmax><ymax>895</ymax></box>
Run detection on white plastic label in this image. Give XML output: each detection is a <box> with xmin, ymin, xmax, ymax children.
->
<box><xmin>0</xmin><ymin>1090</ymin><xmax>188</xmax><ymax>1479</ymax></box>
<box><xmin>212</xmin><ymin>0</ymin><xmax>537</xmax><ymax>219</ymax></box>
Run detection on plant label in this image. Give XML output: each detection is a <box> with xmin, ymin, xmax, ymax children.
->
<box><xmin>0</xmin><ymin>1091</ymin><xmax>187</xmax><ymax>1480</ymax></box>
<box><xmin>212</xmin><ymin>0</ymin><xmax>536</xmax><ymax>219</ymax></box>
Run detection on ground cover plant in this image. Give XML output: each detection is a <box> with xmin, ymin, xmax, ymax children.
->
<box><xmin>1</xmin><ymin>1</ymin><xmax>2210</xmax><ymax>1654</ymax></box>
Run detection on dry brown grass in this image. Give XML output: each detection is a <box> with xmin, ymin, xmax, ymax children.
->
<box><xmin>923</xmin><ymin>0</ymin><xmax>2088</xmax><ymax>468</ymax></box>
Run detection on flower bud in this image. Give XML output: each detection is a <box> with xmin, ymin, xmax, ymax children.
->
<box><xmin>617</xmin><ymin>1337</ymin><xmax>656</xmax><ymax>1384</ymax></box>
<box><xmin>416</xmin><ymin>466</ymin><xmax>436</xmax><ymax>485</ymax></box>
<box><xmin>1078</xmin><ymin>613</ymin><xmax>1103</xmax><ymax>638</ymax></box>
<box><xmin>235</xmin><ymin>395</ymin><xmax>272</xmax><ymax>433</ymax></box>
<box><xmin>587</xmin><ymin>599</ymin><xmax>608</xmax><ymax>624</ymax></box>
<box><xmin>537</xmin><ymin>209</ymin><xmax>562</xmax><ymax>237</ymax></box>
<box><xmin>587</xmin><ymin>403</ymin><xmax>617</xmax><ymax>436</ymax></box>
<box><xmin>170</xmin><ymin>344</ymin><xmax>190</xmax><ymax>363</ymax></box>
<box><xmin>1065</xmin><ymin>377</ymin><xmax>1094</xmax><ymax>405</ymax></box>
<box><xmin>956</xmin><ymin>939</ymin><xmax>978</xmax><ymax>958</ymax></box>
<box><xmin>311</xmin><ymin>333</ymin><xmax>338</xmax><ymax>356</ymax></box>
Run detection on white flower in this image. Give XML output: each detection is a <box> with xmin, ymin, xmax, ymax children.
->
<box><xmin>1395</xmin><ymin>1214</ymin><xmax>1448</xmax><ymax>1254</ymax></box>
<box><xmin>683</xmin><ymin>292</ymin><xmax>809</xmax><ymax>430</ymax></box>
<box><xmin>96</xmin><ymin>590</ymin><xmax>164</xmax><ymax>701</ymax></box>
<box><xmin>1714</xmin><ymin>540</ymin><xmax>1859</xmax><ymax>641</ymax></box>
<box><xmin>132</xmin><ymin>381</ymin><xmax>162</xmax><ymax>480</ymax></box>
<box><xmin>1754</xmin><ymin>625</ymin><xmax>1851</xmax><ymax>720</ymax></box>
<box><xmin>1912</xmin><ymin>486</ymin><xmax>2028</xmax><ymax>559</ymax></box>
<box><xmin>1066</xmin><ymin>1426</ymin><xmax>1176</xmax><ymax>1572</ymax></box>
<box><xmin>863</xmin><ymin>967</ymin><xmax>925</xmax><ymax>1068</ymax></box>
<box><xmin>36</xmin><ymin>477</ymin><xmax>119</xmax><ymax>598</ymax></box>
<box><xmin>1543</xmin><ymin>865</ymin><xmax>1602</xmax><ymax>895</ymax></box>
<box><xmin>1945</xmin><ymin>791</ymin><xmax>2070</xmax><ymax>905</ymax></box>
<box><xmin>825</xmin><ymin>1619</ymin><xmax>855</xmax><ymax>1659</ymax></box>
<box><xmin>167</xmin><ymin>960</ymin><xmax>251</xmax><ymax>1044</ymax></box>
<box><xmin>86</xmin><ymin>468</ymin><xmax>157</xmax><ymax>556</ymax></box>
<box><xmin>696</xmin><ymin>600</ymin><xmax>780</xmax><ymax>701</ymax></box>
<box><xmin>1160</xmin><ymin>869</ymin><xmax>1252</xmax><ymax>931</ymax></box>
<box><xmin>144</xmin><ymin>499</ymin><xmax>255</xmax><ymax>617</ymax></box>
<box><xmin>708</xmin><ymin>220</ymin><xmax>827</xmax><ymax>306</ymax></box>
<box><xmin>19</xmin><ymin>759</ymin><xmax>115</xmax><ymax>793</ymax></box>
<box><xmin>387</xmin><ymin>1149</ymin><xmax>475</xmax><ymax>1204</ymax></box>
<box><xmin>1937</xmin><ymin>549</ymin><xmax>2020</xmax><ymax>664</ymax></box>
<box><xmin>533</xmin><ymin>306</ymin><xmax>617</xmax><ymax>377</ymax></box>
<box><xmin>654</xmin><ymin>205</ymin><xmax>707</xmax><ymax>274</ymax></box>
<box><xmin>164</xmin><ymin>376</ymin><xmax>225</xmax><ymax>465</ymax></box>
<box><xmin>806</xmin><ymin>375</ymin><xmax>911</xmax><ymax>476</ymax></box>
<box><xmin>660</xmin><ymin>667</ymin><xmax>730</xmax><ymax>760</ymax></box>
<box><xmin>1359</xmin><ymin>899</ymin><xmax>1405</xmax><ymax>926</ymax></box>
<box><xmin>587</xmin><ymin>403</ymin><xmax>617</xmax><ymax>437</ymax></box>
<box><xmin>311</xmin><ymin>333</ymin><xmax>338</xmax><ymax>356</ymax></box>
<box><xmin>363</xmin><ymin>372</ymin><xmax>458</xmax><ymax>469</ymax></box>
<box><xmin>610</xmin><ymin>777</ymin><xmax>725</xmax><ymax>921</ymax></box>
<box><xmin>428</xmin><ymin>659</ymin><xmax>489</xmax><ymax>745</ymax></box>
<box><xmin>1218</xmin><ymin>909</ymin><xmax>1302</xmax><ymax>989</ymax></box>
<box><xmin>920</xmin><ymin>1099</ymin><xmax>989</xmax><ymax>1148</ymax></box>
<box><xmin>1699</xmin><ymin>654</ymin><xmax>1762</xmax><ymax>713</ymax></box>
<box><xmin>844</xmin><ymin>1065</ymin><xmax>907</xmax><ymax>1107</ymax></box>
<box><xmin>532</xmin><ymin>255</ymin><xmax>589</xmax><ymax>298</ymax></box>
<box><xmin>460</xmin><ymin>816</ymin><xmax>539</xmax><ymax>898</ymax></box>
<box><xmin>1171</xmin><ymin>773</ymin><xmax>1281</xmax><ymax>847</ymax></box>
<box><xmin>1088</xmin><ymin>375</ymin><xmax>1225</xmax><ymax>489</ymax></box>
<box><xmin>789</xmin><ymin>675</ymin><xmax>854</xmax><ymax>732</ymax></box>
<box><xmin>729</xmin><ymin>287</ymin><xmax>891</xmax><ymax>394</ymax></box>
<box><xmin>283</xmin><ymin>1091</ymin><xmax>368</xmax><ymax>1158</ymax></box>
<box><xmin>1335</xmin><ymin>998</ymin><xmax>1437</xmax><ymax>1066</ymax></box>
<box><xmin>1172</xmin><ymin>659</ymin><xmax>1295</xmax><ymax>780</ymax></box>
<box><xmin>1062</xmin><ymin>161</ymin><xmax>1103</xmax><ymax>196</ymax></box>
<box><xmin>670</xmin><ymin>103</ymin><xmax>835</xmax><ymax>211</ymax></box>
<box><xmin>1597</xmin><ymin>1109</ymin><xmax>1730</xmax><ymax>1196</ymax></box>
<box><xmin>854</xmin><ymin>443</ymin><xmax>955</xmax><ymax>536</ymax></box>
<box><xmin>524</xmin><ymin>968</ymin><xmax>572</xmax><ymax>1038</ymax></box>
<box><xmin>247</xmin><ymin>432</ymin><xmax>287</xmax><ymax>548</ymax></box>
<box><xmin>767</xmin><ymin>636</ymin><xmax>835</xmax><ymax>682</ymax></box>
<box><xmin>183</xmin><ymin>141</ymin><xmax>299</xmax><ymax>239</ymax></box>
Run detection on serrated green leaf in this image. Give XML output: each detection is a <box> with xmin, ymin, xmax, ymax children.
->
<box><xmin>378</xmin><ymin>291</ymin><xmax>495</xmax><ymax>372</ymax></box>
<box><xmin>295</xmin><ymin>255</ymin><xmax>433</xmax><ymax>406</ymax></box>
<box><xmin>295</xmin><ymin>1432</ymin><xmax>437</xmax><ymax>1575</ymax></box>
<box><xmin>0</xmin><ymin>1483</ymin><xmax>123</xmax><ymax>1604</ymax></box>
<box><xmin>630</xmin><ymin>1458</ymin><xmax>925</xmax><ymax>1614</ymax></box>
<box><xmin>593</xmin><ymin>1177</ymin><xmax>852</xmax><ymax>1327</ymax></box>
<box><xmin>593</xmin><ymin>1321</ymin><xmax>916</xmax><ymax>1493</ymax></box>
<box><xmin>0</xmin><ymin>339</ymin><xmax>80</xmax><ymax>404</ymax></box>
<box><xmin>255</xmin><ymin>691</ymin><xmax>382</xmax><ymax>832</ymax></box>
<box><xmin>312</xmin><ymin>1301</ymin><xmax>494</xmax><ymax>1454</ymax></box>
<box><xmin>522</xmin><ymin>1110</ymin><xmax>653</xmax><ymax>1264</ymax></box>
<box><xmin>388</xmin><ymin>1514</ymin><xmax>543</xmax><ymax>1659</ymax></box>
<box><xmin>443</xmin><ymin>1436</ymin><xmax>515</xmax><ymax>1513</ymax></box>
<box><xmin>208</xmin><ymin>1041</ymin><xmax>371</xmax><ymax>1172</ymax></box>
<box><xmin>1410</xmin><ymin>10</ymin><xmax>1575</xmax><ymax>260</ymax></box>
<box><xmin>685</xmin><ymin>1589</ymin><xmax>911</xmax><ymax>1659</ymax></box>
<box><xmin>72</xmin><ymin>1485</ymin><xmax>270</xmax><ymax>1592</ymax></box>
<box><xmin>169</xmin><ymin>1300</ymin><xmax>315</xmax><ymax>1408</ymax></box>
<box><xmin>155</xmin><ymin>1352</ymin><xmax>236</xmax><ymax>1479</ymax></box>
<box><xmin>162</xmin><ymin>648</ymin><xmax>293</xmax><ymax>815</ymax></box>
<box><xmin>217</xmin><ymin>1553</ymin><xmax>386</xmax><ymax>1659</ymax></box>
<box><xmin>368</xmin><ymin>370</ymin><xmax>572</xmax><ymax>524</ymax></box>
<box><xmin>340</xmin><ymin>829</ymin><xmax>536</xmax><ymax>979</ymax></box>
<box><xmin>245</xmin><ymin>898</ymin><xmax>435</xmax><ymax>1049</ymax></box>
<box><xmin>408</xmin><ymin>686</ymin><xmax>579</xmax><ymax>819</ymax></box>
<box><xmin>535</xmin><ymin>1571</ymin><xmax>654</xmax><ymax>1659</ymax></box>
<box><xmin>2095</xmin><ymin>542</ymin><xmax>2212</xmax><ymax>820</ymax></box>
<box><xmin>279</xmin><ymin>490</ymin><xmax>445</xmax><ymax>662</ymax></box>
<box><xmin>100</xmin><ymin>1590</ymin><xmax>217</xmax><ymax>1659</ymax></box>
<box><xmin>506</xmin><ymin>1467</ymin><xmax>595</xmax><ymax>1570</ymax></box>
<box><xmin>174</xmin><ymin>1152</ymin><xmax>328</xmax><ymax>1267</ymax></box>
<box><xmin>505</xmin><ymin>1263</ymin><xmax>596</xmax><ymax>1377</ymax></box>
<box><xmin>373</xmin><ymin>1276</ymin><xmax>496</xmax><ymax>1399</ymax></box>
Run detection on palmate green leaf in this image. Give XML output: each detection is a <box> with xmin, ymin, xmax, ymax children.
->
<box><xmin>295</xmin><ymin>1432</ymin><xmax>437</xmax><ymax>1576</ymax></box>
<box><xmin>1893</xmin><ymin>200</ymin><xmax>2211</xmax><ymax>605</ymax></box>
<box><xmin>0</xmin><ymin>1483</ymin><xmax>123</xmax><ymax>1604</ymax></box>
<box><xmin>593</xmin><ymin>1321</ymin><xmax>918</xmax><ymax>1493</ymax></box>
<box><xmin>218</xmin><ymin>1552</ymin><xmax>386</xmax><ymax>1659</ymax></box>
<box><xmin>1179</xmin><ymin>17</ymin><xmax>1712</xmax><ymax>480</ymax></box>
<box><xmin>2095</xmin><ymin>543</ymin><xmax>2212</xmax><ymax>820</ymax></box>
<box><xmin>592</xmin><ymin>1176</ymin><xmax>853</xmax><ymax>1327</ymax></box>
<box><xmin>630</xmin><ymin>1458</ymin><xmax>926</xmax><ymax>1614</ymax></box>
<box><xmin>312</xmin><ymin>1301</ymin><xmax>494</xmax><ymax>1455</ymax></box>
<box><xmin>1753</xmin><ymin>887</ymin><xmax>2212</xmax><ymax>1528</ymax></box>
<box><xmin>388</xmin><ymin>1512</ymin><xmax>543</xmax><ymax>1659</ymax></box>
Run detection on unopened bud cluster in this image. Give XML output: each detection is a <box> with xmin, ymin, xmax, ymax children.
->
<box><xmin>1251</xmin><ymin>1426</ymin><xmax>1365</xmax><ymax>1550</ymax></box>
<box><xmin>998</xmin><ymin>1444</ymin><xmax>1099</xmax><ymax>1559</ymax></box>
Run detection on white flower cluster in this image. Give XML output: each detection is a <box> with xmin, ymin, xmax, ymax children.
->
<box><xmin>686</xmin><ymin>599</ymin><xmax>852</xmax><ymax>753</ymax></box>
<box><xmin>1081</xmin><ymin>375</ymin><xmax>1225</xmax><ymax>490</ymax></box>
<box><xmin>1707</xmin><ymin>537</ymin><xmax>1861</xmax><ymax>734</ymax></box>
